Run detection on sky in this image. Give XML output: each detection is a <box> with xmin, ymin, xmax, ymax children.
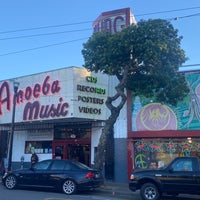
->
<box><xmin>0</xmin><ymin>0</ymin><xmax>199</xmax><ymax>81</ymax></box>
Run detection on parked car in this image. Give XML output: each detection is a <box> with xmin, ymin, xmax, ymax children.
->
<box><xmin>129</xmin><ymin>156</ymin><xmax>200</xmax><ymax>200</ymax></box>
<box><xmin>2</xmin><ymin>159</ymin><xmax>103</xmax><ymax>194</ymax></box>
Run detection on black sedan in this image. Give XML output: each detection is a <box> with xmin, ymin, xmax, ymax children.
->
<box><xmin>2</xmin><ymin>159</ymin><xmax>104</xmax><ymax>194</ymax></box>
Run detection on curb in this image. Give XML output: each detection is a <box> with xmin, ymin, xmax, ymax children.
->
<box><xmin>96</xmin><ymin>182</ymin><xmax>133</xmax><ymax>195</ymax></box>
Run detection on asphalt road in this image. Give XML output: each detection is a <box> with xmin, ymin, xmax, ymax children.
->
<box><xmin>1</xmin><ymin>183</ymin><xmax>200</xmax><ymax>200</ymax></box>
<box><xmin>0</xmin><ymin>184</ymin><xmax>134</xmax><ymax>200</ymax></box>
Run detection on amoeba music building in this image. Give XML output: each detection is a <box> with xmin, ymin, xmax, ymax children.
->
<box><xmin>0</xmin><ymin>67</ymin><xmax>128</xmax><ymax>182</ymax></box>
<box><xmin>1</xmin><ymin>66</ymin><xmax>199</xmax><ymax>183</ymax></box>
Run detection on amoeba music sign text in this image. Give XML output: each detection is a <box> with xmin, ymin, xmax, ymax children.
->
<box><xmin>0</xmin><ymin>68</ymin><xmax>108</xmax><ymax>123</ymax></box>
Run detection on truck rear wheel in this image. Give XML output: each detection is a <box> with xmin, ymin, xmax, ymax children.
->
<box><xmin>140</xmin><ymin>183</ymin><xmax>160</xmax><ymax>200</ymax></box>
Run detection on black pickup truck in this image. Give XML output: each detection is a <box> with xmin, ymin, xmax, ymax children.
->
<box><xmin>129</xmin><ymin>156</ymin><xmax>200</xmax><ymax>200</ymax></box>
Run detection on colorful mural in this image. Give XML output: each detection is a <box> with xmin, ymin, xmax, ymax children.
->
<box><xmin>133</xmin><ymin>138</ymin><xmax>200</xmax><ymax>170</ymax></box>
<box><xmin>132</xmin><ymin>72</ymin><xmax>200</xmax><ymax>131</ymax></box>
<box><xmin>135</xmin><ymin>103</ymin><xmax>177</xmax><ymax>131</ymax></box>
<box><xmin>184</xmin><ymin>73</ymin><xmax>200</xmax><ymax>128</ymax></box>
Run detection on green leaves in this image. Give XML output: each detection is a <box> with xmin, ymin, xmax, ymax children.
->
<box><xmin>82</xmin><ymin>18</ymin><xmax>188</xmax><ymax>106</ymax></box>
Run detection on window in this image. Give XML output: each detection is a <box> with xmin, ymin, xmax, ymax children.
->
<box><xmin>34</xmin><ymin>160</ymin><xmax>51</xmax><ymax>170</ymax></box>
<box><xmin>25</xmin><ymin>141</ymin><xmax>52</xmax><ymax>154</ymax></box>
<box><xmin>50</xmin><ymin>160</ymin><xmax>65</xmax><ymax>170</ymax></box>
<box><xmin>172</xmin><ymin>159</ymin><xmax>193</xmax><ymax>172</ymax></box>
<box><xmin>54</xmin><ymin>125</ymin><xmax>91</xmax><ymax>139</ymax></box>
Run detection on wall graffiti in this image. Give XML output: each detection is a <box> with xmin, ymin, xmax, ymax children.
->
<box><xmin>135</xmin><ymin>103</ymin><xmax>177</xmax><ymax>131</ymax></box>
<box><xmin>184</xmin><ymin>74</ymin><xmax>200</xmax><ymax>128</ymax></box>
<box><xmin>132</xmin><ymin>72</ymin><xmax>200</xmax><ymax>131</ymax></box>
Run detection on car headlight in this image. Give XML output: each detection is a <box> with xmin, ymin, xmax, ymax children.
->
<box><xmin>130</xmin><ymin>174</ymin><xmax>135</xmax><ymax>180</ymax></box>
<box><xmin>3</xmin><ymin>172</ymin><xmax>8</xmax><ymax>179</ymax></box>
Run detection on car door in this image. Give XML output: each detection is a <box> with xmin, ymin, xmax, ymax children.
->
<box><xmin>16</xmin><ymin>168</ymin><xmax>35</xmax><ymax>186</ymax></box>
<box><xmin>161</xmin><ymin>158</ymin><xmax>197</xmax><ymax>193</ymax></box>
<box><xmin>47</xmin><ymin>160</ymin><xmax>68</xmax><ymax>187</ymax></box>
<box><xmin>16</xmin><ymin>160</ymin><xmax>52</xmax><ymax>187</ymax></box>
<box><xmin>30</xmin><ymin>159</ymin><xmax>52</xmax><ymax>187</ymax></box>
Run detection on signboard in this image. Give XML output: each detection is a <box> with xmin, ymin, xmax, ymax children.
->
<box><xmin>93</xmin><ymin>8</ymin><xmax>136</xmax><ymax>33</ymax></box>
<box><xmin>0</xmin><ymin>67</ymin><xmax>109</xmax><ymax>123</ymax></box>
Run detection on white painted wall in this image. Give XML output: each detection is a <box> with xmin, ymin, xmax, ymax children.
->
<box><xmin>12</xmin><ymin>130</ymin><xmax>52</xmax><ymax>163</ymax></box>
<box><xmin>91</xmin><ymin>122</ymin><xmax>104</xmax><ymax>165</ymax></box>
<box><xmin>7</xmin><ymin>67</ymin><xmax>127</xmax><ymax>165</ymax></box>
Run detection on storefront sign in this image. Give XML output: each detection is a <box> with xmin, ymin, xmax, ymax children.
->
<box><xmin>76</xmin><ymin>76</ymin><xmax>106</xmax><ymax>115</ymax></box>
<box><xmin>93</xmin><ymin>8</ymin><xmax>135</xmax><ymax>33</ymax></box>
<box><xmin>0</xmin><ymin>75</ymin><xmax>69</xmax><ymax>121</ymax></box>
<box><xmin>0</xmin><ymin>67</ymin><xmax>109</xmax><ymax>123</ymax></box>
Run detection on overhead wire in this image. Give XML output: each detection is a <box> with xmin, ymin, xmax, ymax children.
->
<box><xmin>0</xmin><ymin>6</ymin><xmax>199</xmax><ymax>56</ymax></box>
<box><xmin>0</xmin><ymin>21</ymin><xmax>93</xmax><ymax>34</ymax></box>
<box><xmin>0</xmin><ymin>28</ymin><xmax>91</xmax><ymax>41</ymax></box>
<box><xmin>0</xmin><ymin>38</ymin><xmax>89</xmax><ymax>56</ymax></box>
<box><xmin>182</xmin><ymin>64</ymin><xmax>200</xmax><ymax>67</ymax></box>
<box><xmin>134</xmin><ymin>6</ymin><xmax>200</xmax><ymax>17</ymax></box>
<box><xmin>0</xmin><ymin>6</ymin><xmax>199</xmax><ymax>35</ymax></box>
<box><xmin>0</xmin><ymin>11</ymin><xmax>199</xmax><ymax>41</ymax></box>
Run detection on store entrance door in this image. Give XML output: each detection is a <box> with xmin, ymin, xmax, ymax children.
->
<box><xmin>52</xmin><ymin>140</ymin><xmax>91</xmax><ymax>166</ymax></box>
<box><xmin>67</xmin><ymin>144</ymin><xmax>90</xmax><ymax>165</ymax></box>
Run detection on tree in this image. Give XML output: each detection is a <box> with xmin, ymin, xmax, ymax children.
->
<box><xmin>82</xmin><ymin>19</ymin><xmax>189</xmax><ymax>176</ymax></box>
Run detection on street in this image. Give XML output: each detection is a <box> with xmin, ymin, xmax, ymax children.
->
<box><xmin>0</xmin><ymin>184</ymin><xmax>134</xmax><ymax>200</ymax></box>
<box><xmin>1</xmin><ymin>183</ymin><xmax>200</xmax><ymax>200</ymax></box>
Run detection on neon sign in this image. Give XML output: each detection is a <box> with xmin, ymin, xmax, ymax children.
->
<box><xmin>0</xmin><ymin>75</ymin><xmax>69</xmax><ymax>121</ymax></box>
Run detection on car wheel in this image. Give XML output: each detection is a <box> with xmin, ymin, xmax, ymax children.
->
<box><xmin>140</xmin><ymin>183</ymin><xmax>160</xmax><ymax>200</ymax></box>
<box><xmin>62</xmin><ymin>179</ymin><xmax>76</xmax><ymax>195</ymax></box>
<box><xmin>5</xmin><ymin>175</ymin><xmax>17</xmax><ymax>189</ymax></box>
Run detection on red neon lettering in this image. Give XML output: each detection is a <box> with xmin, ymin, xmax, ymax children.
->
<box><xmin>0</xmin><ymin>82</ymin><xmax>11</xmax><ymax>115</ymax></box>
<box><xmin>23</xmin><ymin>98</ymin><xmax>69</xmax><ymax>121</ymax></box>
<box><xmin>33</xmin><ymin>83</ymin><xmax>41</xmax><ymax>98</ymax></box>
<box><xmin>25</xmin><ymin>86</ymin><xmax>32</xmax><ymax>101</ymax></box>
<box><xmin>16</xmin><ymin>75</ymin><xmax>61</xmax><ymax>104</ymax></box>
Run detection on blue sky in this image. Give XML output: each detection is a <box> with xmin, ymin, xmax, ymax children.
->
<box><xmin>0</xmin><ymin>0</ymin><xmax>199</xmax><ymax>81</ymax></box>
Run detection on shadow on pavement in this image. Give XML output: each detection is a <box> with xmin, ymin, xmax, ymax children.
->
<box><xmin>161</xmin><ymin>194</ymin><xmax>200</xmax><ymax>200</ymax></box>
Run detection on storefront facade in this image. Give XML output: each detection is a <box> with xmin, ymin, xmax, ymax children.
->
<box><xmin>0</xmin><ymin>67</ymin><xmax>114</xmax><ymax>170</ymax></box>
<box><xmin>127</xmin><ymin>70</ymin><xmax>200</xmax><ymax>177</ymax></box>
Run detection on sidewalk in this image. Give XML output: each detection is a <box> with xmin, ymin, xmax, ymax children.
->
<box><xmin>97</xmin><ymin>181</ymin><xmax>134</xmax><ymax>195</ymax></box>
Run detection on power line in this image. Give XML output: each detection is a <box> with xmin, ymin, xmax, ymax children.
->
<box><xmin>0</xmin><ymin>6</ymin><xmax>199</xmax><ymax>57</ymax></box>
<box><xmin>169</xmin><ymin>12</ymin><xmax>200</xmax><ymax>21</ymax></box>
<box><xmin>182</xmin><ymin>64</ymin><xmax>200</xmax><ymax>67</ymax></box>
<box><xmin>0</xmin><ymin>28</ymin><xmax>91</xmax><ymax>41</ymax></box>
<box><xmin>135</xmin><ymin>6</ymin><xmax>200</xmax><ymax>17</ymax></box>
<box><xmin>0</xmin><ymin>6</ymin><xmax>199</xmax><ymax>35</ymax></box>
<box><xmin>0</xmin><ymin>21</ymin><xmax>93</xmax><ymax>34</ymax></box>
<box><xmin>0</xmin><ymin>11</ymin><xmax>199</xmax><ymax>41</ymax></box>
<box><xmin>0</xmin><ymin>37</ymin><xmax>88</xmax><ymax>56</ymax></box>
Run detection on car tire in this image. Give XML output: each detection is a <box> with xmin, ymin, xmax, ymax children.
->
<box><xmin>5</xmin><ymin>175</ymin><xmax>17</xmax><ymax>189</ymax></box>
<box><xmin>62</xmin><ymin>179</ymin><xmax>77</xmax><ymax>195</ymax></box>
<box><xmin>140</xmin><ymin>183</ymin><xmax>160</xmax><ymax>200</ymax></box>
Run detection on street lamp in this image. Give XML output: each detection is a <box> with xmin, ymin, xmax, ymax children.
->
<box><xmin>7</xmin><ymin>80</ymin><xmax>19</xmax><ymax>171</ymax></box>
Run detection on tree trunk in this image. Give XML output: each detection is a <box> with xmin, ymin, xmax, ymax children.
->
<box><xmin>94</xmin><ymin>66</ymin><xmax>128</xmax><ymax>179</ymax></box>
